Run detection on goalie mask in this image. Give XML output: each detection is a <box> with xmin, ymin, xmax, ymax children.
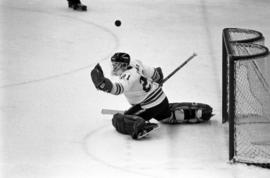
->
<box><xmin>111</xmin><ymin>52</ymin><xmax>130</xmax><ymax>76</ymax></box>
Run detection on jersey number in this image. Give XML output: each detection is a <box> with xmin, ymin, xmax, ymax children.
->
<box><xmin>140</xmin><ymin>76</ymin><xmax>151</xmax><ymax>92</ymax></box>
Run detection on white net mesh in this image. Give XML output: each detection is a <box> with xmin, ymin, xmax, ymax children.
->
<box><xmin>227</xmin><ymin>28</ymin><xmax>264</xmax><ymax>45</ymax></box>
<box><xmin>231</xmin><ymin>43</ymin><xmax>270</xmax><ymax>165</ymax></box>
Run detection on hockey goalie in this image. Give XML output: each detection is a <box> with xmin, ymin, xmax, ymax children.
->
<box><xmin>90</xmin><ymin>52</ymin><xmax>213</xmax><ymax>139</ymax></box>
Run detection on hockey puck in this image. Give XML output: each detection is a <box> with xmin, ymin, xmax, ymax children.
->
<box><xmin>115</xmin><ymin>20</ymin><xmax>121</xmax><ymax>27</ymax></box>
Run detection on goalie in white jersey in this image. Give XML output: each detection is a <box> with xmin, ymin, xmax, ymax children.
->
<box><xmin>91</xmin><ymin>52</ymin><xmax>172</xmax><ymax>139</ymax></box>
<box><xmin>111</xmin><ymin>53</ymin><xmax>167</xmax><ymax>113</ymax></box>
<box><xmin>91</xmin><ymin>52</ymin><xmax>213</xmax><ymax>139</ymax></box>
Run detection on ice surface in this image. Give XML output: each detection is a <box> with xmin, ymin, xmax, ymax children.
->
<box><xmin>1</xmin><ymin>0</ymin><xmax>270</xmax><ymax>177</ymax></box>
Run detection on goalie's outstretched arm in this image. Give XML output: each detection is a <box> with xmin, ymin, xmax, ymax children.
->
<box><xmin>90</xmin><ymin>63</ymin><xmax>125</xmax><ymax>95</ymax></box>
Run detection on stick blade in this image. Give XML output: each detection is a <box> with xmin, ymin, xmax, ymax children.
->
<box><xmin>101</xmin><ymin>109</ymin><xmax>124</xmax><ymax>115</ymax></box>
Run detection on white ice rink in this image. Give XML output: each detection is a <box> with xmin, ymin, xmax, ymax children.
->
<box><xmin>1</xmin><ymin>0</ymin><xmax>270</xmax><ymax>177</ymax></box>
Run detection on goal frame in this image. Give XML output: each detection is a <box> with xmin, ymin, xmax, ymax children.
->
<box><xmin>222</xmin><ymin>28</ymin><xmax>269</xmax><ymax>163</ymax></box>
<box><xmin>222</xmin><ymin>28</ymin><xmax>265</xmax><ymax>124</ymax></box>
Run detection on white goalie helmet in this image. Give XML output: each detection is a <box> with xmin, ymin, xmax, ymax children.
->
<box><xmin>111</xmin><ymin>52</ymin><xmax>130</xmax><ymax>76</ymax></box>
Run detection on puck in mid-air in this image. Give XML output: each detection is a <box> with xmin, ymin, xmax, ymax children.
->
<box><xmin>115</xmin><ymin>20</ymin><xmax>121</xmax><ymax>27</ymax></box>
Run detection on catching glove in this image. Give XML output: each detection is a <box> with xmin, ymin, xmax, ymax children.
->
<box><xmin>91</xmin><ymin>63</ymin><xmax>113</xmax><ymax>92</ymax></box>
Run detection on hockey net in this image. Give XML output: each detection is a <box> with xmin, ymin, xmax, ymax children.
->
<box><xmin>222</xmin><ymin>28</ymin><xmax>270</xmax><ymax>168</ymax></box>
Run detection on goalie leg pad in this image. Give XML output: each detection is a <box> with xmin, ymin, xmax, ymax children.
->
<box><xmin>162</xmin><ymin>102</ymin><xmax>213</xmax><ymax>124</ymax></box>
<box><xmin>112</xmin><ymin>113</ymin><xmax>146</xmax><ymax>138</ymax></box>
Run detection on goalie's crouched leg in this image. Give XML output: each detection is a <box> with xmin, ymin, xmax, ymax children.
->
<box><xmin>112</xmin><ymin>113</ymin><xmax>146</xmax><ymax>139</ymax></box>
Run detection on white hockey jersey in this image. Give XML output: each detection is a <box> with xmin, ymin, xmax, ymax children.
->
<box><xmin>110</xmin><ymin>60</ymin><xmax>166</xmax><ymax>109</ymax></box>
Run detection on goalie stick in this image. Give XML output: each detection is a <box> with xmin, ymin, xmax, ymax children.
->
<box><xmin>101</xmin><ymin>109</ymin><xmax>124</xmax><ymax>115</ymax></box>
<box><xmin>161</xmin><ymin>53</ymin><xmax>197</xmax><ymax>84</ymax></box>
<box><xmin>101</xmin><ymin>53</ymin><xmax>197</xmax><ymax>115</ymax></box>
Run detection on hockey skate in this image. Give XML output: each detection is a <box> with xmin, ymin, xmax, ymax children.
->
<box><xmin>135</xmin><ymin>123</ymin><xmax>160</xmax><ymax>139</ymax></box>
<box><xmin>68</xmin><ymin>1</ymin><xmax>87</xmax><ymax>11</ymax></box>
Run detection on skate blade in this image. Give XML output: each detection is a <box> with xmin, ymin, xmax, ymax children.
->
<box><xmin>74</xmin><ymin>7</ymin><xmax>87</xmax><ymax>11</ymax></box>
<box><xmin>137</xmin><ymin>125</ymin><xmax>160</xmax><ymax>139</ymax></box>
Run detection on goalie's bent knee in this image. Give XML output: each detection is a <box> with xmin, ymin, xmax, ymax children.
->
<box><xmin>112</xmin><ymin>113</ymin><xmax>146</xmax><ymax>137</ymax></box>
